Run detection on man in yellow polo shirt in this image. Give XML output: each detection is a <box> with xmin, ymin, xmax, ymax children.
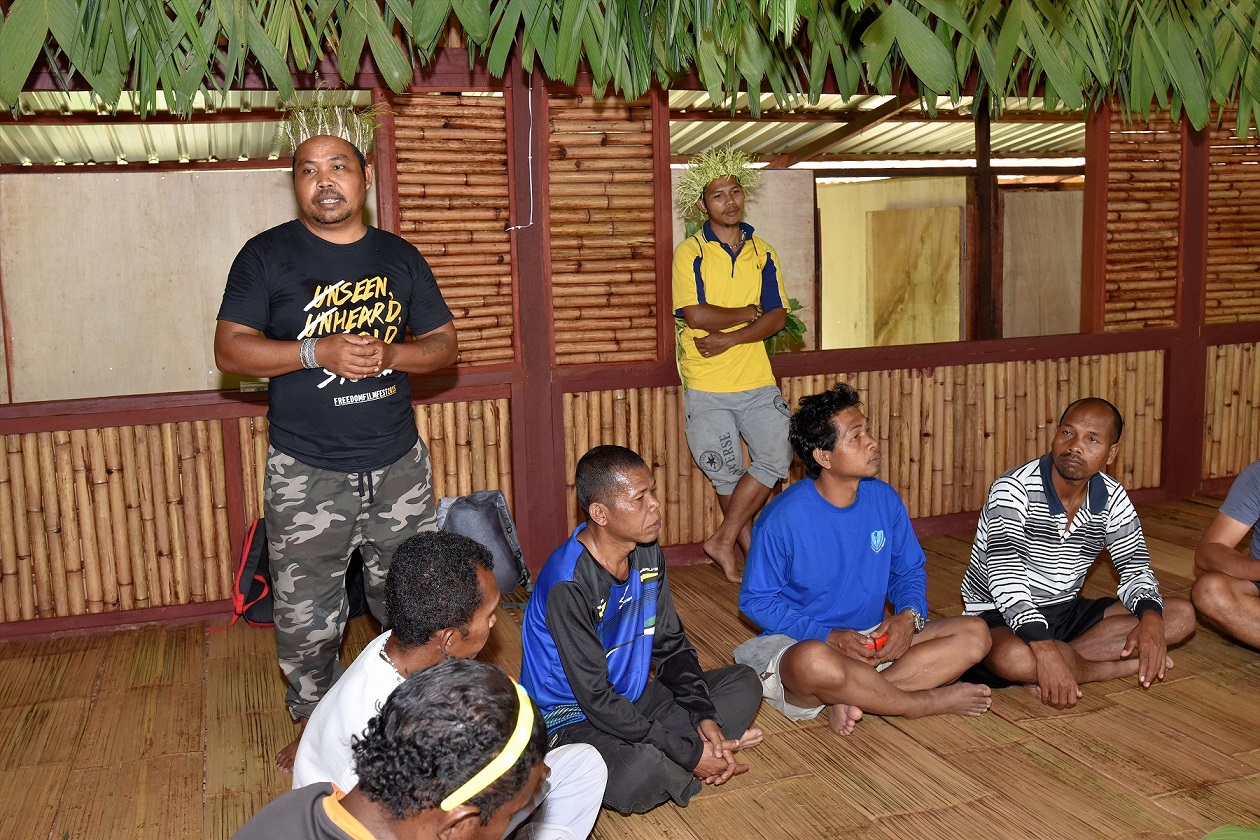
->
<box><xmin>672</xmin><ymin>146</ymin><xmax>793</xmax><ymax>582</ymax></box>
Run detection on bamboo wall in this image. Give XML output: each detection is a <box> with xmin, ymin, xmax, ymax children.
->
<box><xmin>563</xmin><ymin>351</ymin><xmax>1164</xmax><ymax>543</ymax></box>
<box><xmin>1104</xmin><ymin>112</ymin><xmax>1181</xmax><ymax>330</ymax></box>
<box><xmin>547</xmin><ymin>94</ymin><xmax>658</xmax><ymax>364</ymax></box>
<box><xmin>238</xmin><ymin>398</ymin><xmax>515</xmax><ymax>526</ymax></box>
<box><xmin>0</xmin><ymin>422</ymin><xmax>232</xmax><ymax>622</ymax></box>
<box><xmin>1206</xmin><ymin>112</ymin><xmax>1260</xmax><ymax>324</ymax></box>
<box><xmin>393</xmin><ymin>92</ymin><xmax>515</xmax><ymax>364</ymax></box>
<box><xmin>1203</xmin><ymin>342</ymin><xmax>1260</xmax><ymax>478</ymax></box>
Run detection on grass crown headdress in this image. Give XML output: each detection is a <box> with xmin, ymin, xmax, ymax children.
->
<box><xmin>675</xmin><ymin>145</ymin><xmax>762</xmax><ymax>221</ymax></box>
<box><xmin>281</xmin><ymin>92</ymin><xmax>381</xmax><ymax>156</ymax></box>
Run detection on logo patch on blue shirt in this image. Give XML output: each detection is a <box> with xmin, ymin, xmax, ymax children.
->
<box><xmin>870</xmin><ymin>530</ymin><xmax>886</xmax><ymax>553</ymax></box>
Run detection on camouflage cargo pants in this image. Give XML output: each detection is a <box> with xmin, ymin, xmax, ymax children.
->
<box><xmin>265</xmin><ymin>440</ymin><xmax>437</xmax><ymax>719</ymax></box>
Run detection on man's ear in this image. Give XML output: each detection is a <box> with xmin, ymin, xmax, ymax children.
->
<box><xmin>1105</xmin><ymin>441</ymin><xmax>1120</xmax><ymax>466</ymax></box>
<box><xmin>435</xmin><ymin>803</ymin><xmax>482</xmax><ymax>839</ymax></box>
<box><xmin>812</xmin><ymin>448</ymin><xmax>830</xmax><ymax>473</ymax></box>
<box><xmin>588</xmin><ymin>501</ymin><xmax>609</xmax><ymax>527</ymax></box>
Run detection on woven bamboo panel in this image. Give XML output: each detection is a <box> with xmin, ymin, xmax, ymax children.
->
<box><xmin>238</xmin><ymin>398</ymin><xmax>514</xmax><ymax>520</ymax></box>
<box><xmin>0</xmin><ymin>422</ymin><xmax>232</xmax><ymax>622</ymax></box>
<box><xmin>1206</xmin><ymin>111</ymin><xmax>1260</xmax><ymax>324</ymax></box>
<box><xmin>1202</xmin><ymin>342</ymin><xmax>1260</xmax><ymax>479</ymax></box>
<box><xmin>1104</xmin><ymin>111</ymin><xmax>1181</xmax><ymax>331</ymax></box>
<box><xmin>547</xmin><ymin>94</ymin><xmax>658</xmax><ymax>364</ymax></box>
<box><xmin>563</xmin><ymin>352</ymin><xmax>1164</xmax><ymax>543</ymax></box>
<box><xmin>392</xmin><ymin>92</ymin><xmax>515</xmax><ymax>365</ymax></box>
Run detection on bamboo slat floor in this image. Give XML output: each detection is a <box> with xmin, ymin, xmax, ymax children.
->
<box><xmin>1</xmin><ymin>495</ymin><xmax>1258</xmax><ymax>839</ymax></box>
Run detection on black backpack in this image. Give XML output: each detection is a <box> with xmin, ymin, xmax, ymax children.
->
<box><xmin>231</xmin><ymin>518</ymin><xmax>367</xmax><ymax>627</ymax></box>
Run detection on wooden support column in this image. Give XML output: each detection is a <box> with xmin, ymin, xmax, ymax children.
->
<box><xmin>1163</xmin><ymin>120</ymin><xmax>1209</xmax><ymax>496</ymax></box>
<box><xmin>973</xmin><ymin>103</ymin><xmax>999</xmax><ymax>339</ymax></box>
<box><xmin>371</xmin><ymin>87</ymin><xmax>401</xmax><ymax>234</ymax></box>
<box><xmin>506</xmin><ymin>63</ymin><xmax>566</xmax><ymax>573</ymax></box>
<box><xmin>1080</xmin><ymin>102</ymin><xmax>1110</xmax><ymax>333</ymax></box>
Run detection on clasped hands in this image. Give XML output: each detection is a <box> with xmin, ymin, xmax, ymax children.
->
<box><xmin>312</xmin><ymin>333</ymin><xmax>390</xmax><ymax>380</ymax></box>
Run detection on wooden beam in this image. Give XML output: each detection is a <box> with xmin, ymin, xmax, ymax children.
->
<box><xmin>764</xmin><ymin>97</ymin><xmax>918</xmax><ymax>168</ymax></box>
<box><xmin>764</xmin><ymin>96</ymin><xmax>918</xmax><ymax>168</ymax></box>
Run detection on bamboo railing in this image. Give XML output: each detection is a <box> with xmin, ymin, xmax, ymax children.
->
<box><xmin>547</xmin><ymin>94</ymin><xmax>658</xmax><ymax>364</ymax></box>
<box><xmin>1206</xmin><ymin>112</ymin><xmax>1260</xmax><ymax>324</ymax></box>
<box><xmin>0</xmin><ymin>422</ymin><xmax>232</xmax><ymax>623</ymax></box>
<box><xmin>1104</xmin><ymin>111</ymin><xmax>1181</xmax><ymax>331</ymax></box>
<box><xmin>238</xmin><ymin>398</ymin><xmax>515</xmax><ymax>525</ymax></box>
<box><xmin>1203</xmin><ymin>342</ymin><xmax>1260</xmax><ymax>478</ymax></box>
<box><xmin>393</xmin><ymin>92</ymin><xmax>515</xmax><ymax>365</ymax></box>
<box><xmin>563</xmin><ymin>352</ymin><xmax>1164</xmax><ymax>543</ymax></box>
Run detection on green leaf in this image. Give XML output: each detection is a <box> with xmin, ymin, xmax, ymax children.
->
<box><xmin>1021</xmin><ymin>6</ymin><xmax>1083</xmax><ymax>109</ymax></box>
<box><xmin>247</xmin><ymin>9</ymin><xmax>296</xmax><ymax>98</ymax></box>
<box><xmin>1161</xmin><ymin>12</ymin><xmax>1210</xmax><ymax>128</ymax></box>
<box><xmin>360</xmin><ymin>0</ymin><xmax>413</xmax><ymax>92</ymax></box>
<box><xmin>338</xmin><ymin>0</ymin><xmax>370</xmax><ymax>85</ymax></box>
<box><xmin>453</xmin><ymin>0</ymin><xmax>492</xmax><ymax>43</ymax></box>
<box><xmin>992</xmin><ymin>0</ymin><xmax>1025</xmax><ymax>95</ymax></box>
<box><xmin>0</xmin><ymin>0</ymin><xmax>51</xmax><ymax>107</ymax></box>
<box><xmin>888</xmin><ymin>1</ymin><xmax>955</xmax><ymax>93</ymax></box>
<box><xmin>415</xmin><ymin>0</ymin><xmax>454</xmax><ymax>50</ymax></box>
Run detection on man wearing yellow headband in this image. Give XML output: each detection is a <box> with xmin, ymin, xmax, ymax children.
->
<box><xmin>292</xmin><ymin>531</ymin><xmax>606</xmax><ymax>839</ymax></box>
<box><xmin>521</xmin><ymin>445</ymin><xmax>764</xmax><ymax>814</ymax></box>
<box><xmin>672</xmin><ymin>146</ymin><xmax>793</xmax><ymax>583</ymax></box>
<box><xmin>232</xmin><ymin>659</ymin><xmax>547</xmax><ymax>840</ymax></box>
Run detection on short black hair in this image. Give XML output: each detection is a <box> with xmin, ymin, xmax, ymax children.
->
<box><xmin>575</xmin><ymin>445</ymin><xmax>647</xmax><ymax>519</ymax></box>
<box><xmin>1059</xmin><ymin>397</ymin><xmax>1124</xmax><ymax>444</ymax></box>
<box><xmin>352</xmin><ymin>658</ymin><xmax>547</xmax><ymax>824</ymax></box>
<box><xmin>789</xmin><ymin>382</ymin><xmax>864</xmax><ymax>480</ymax></box>
<box><xmin>386</xmin><ymin>531</ymin><xmax>495</xmax><ymax>648</ymax></box>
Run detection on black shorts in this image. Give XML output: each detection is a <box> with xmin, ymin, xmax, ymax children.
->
<box><xmin>977</xmin><ymin>595</ymin><xmax>1120</xmax><ymax>643</ymax></box>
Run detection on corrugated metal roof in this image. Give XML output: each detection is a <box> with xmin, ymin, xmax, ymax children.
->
<box><xmin>1</xmin><ymin>88</ymin><xmax>1082</xmax><ymax>167</ymax></box>
<box><xmin>0</xmin><ymin>90</ymin><xmax>371</xmax><ymax>167</ymax></box>
<box><xmin>669</xmin><ymin>92</ymin><xmax>1084</xmax><ymax>161</ymax></box>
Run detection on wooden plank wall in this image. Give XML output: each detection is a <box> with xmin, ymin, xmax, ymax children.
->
<box><xmin>1203</xmin><ymin>342</ymin><xmax>1260</xmax><ymax>479</ymax></box>
<box><xmin>393</xmin><ymin>92</ymin><xmax>515</xmax><ymax>365</ymax></box>
<box><xmin>1206</xmin><ymin>110</ymin><xmax>1260</xmax><ymax>324</ymax></box>
<box><xmin>563</xmin><ymin>351</ymin><xmax>1164</xmax><ymax>543</ymax></box>
<box><xmin>1104</xmin><ymin>112</ymin><xmax>1180</xmax><ymax>330</ymax></box>
<box><xmin>547</xmin><ymin>94</ymin><xmax>658</xmax><ymax>364</ymax></box>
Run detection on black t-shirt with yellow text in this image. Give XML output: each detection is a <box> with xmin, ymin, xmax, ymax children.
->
<box><xmin>218</xmin><ymin>220</ymin><xmax>453</xmax><ymax>472</ymax></box>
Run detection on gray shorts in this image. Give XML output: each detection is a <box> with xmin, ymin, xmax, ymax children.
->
<box><xmin>684</xmin><ymin>385</ymin><xmax>792</xmax><ymax>495</ymax></box>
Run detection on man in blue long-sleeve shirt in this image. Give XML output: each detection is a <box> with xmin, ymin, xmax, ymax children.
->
<box><xmin>737</xmin><ymin>383</ymin><xmax>992</xmax><ymax>735</ymax></box>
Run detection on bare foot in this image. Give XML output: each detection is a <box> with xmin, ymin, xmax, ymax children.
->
<box><xmin>733</xmin><ymin>728</ymin><xmax>764</xmax><ymax>751</ymax></box>
<box><xmin>703</xmin><ymin>535</ymin><xmax>743</xmax><ymax>583</ymax></box>
<box><xmin>913</xmin><ymin>683</ymin><xmax>991</xmax><ymax>718</ymax></box>
<box><xmin>275</xmin><ymin>726</ymin><xmax>305</xmax><ymax>773</ymax></box>
<box><xmin>826</xmin><ymin>703</ymin><xmax>863</xmax><ymax>735</ymax></box>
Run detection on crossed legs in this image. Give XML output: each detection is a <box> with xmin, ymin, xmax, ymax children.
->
<box><xmin>982</xmin><ymin>598</ymin><xmax>1197</xmax><ymax>691</ymax></box>
<box><xmin>1192</xmin><ymin>573</ymin><xmax>1260</xmax><ymax>649</ymax></box>
<box><xmin>777</xmin><ymin>616</ymin><xmax>993</xmax><ymax>735</ymax></box>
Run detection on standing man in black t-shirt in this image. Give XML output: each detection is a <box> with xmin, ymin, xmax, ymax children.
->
<box><xmin>215</xmin><ymin>111</ymin><xmax>457</xmax><ymax>769</ymax></box>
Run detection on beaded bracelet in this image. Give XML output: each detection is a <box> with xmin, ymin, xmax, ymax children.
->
<box><xmin>300</xmin><ymin>336</ymin><xmax>320</xmax><ymax>370</ymax></box>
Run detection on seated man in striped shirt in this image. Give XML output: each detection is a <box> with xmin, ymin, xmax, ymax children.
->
<box><xmin>962</xmin><ymin>397</ymin><xmax>1195</xmax><ymax>709</ymax></box>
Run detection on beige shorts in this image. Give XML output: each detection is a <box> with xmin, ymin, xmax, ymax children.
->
<box><xmin>734</xmin><ymin>629</ymin><xmax>892</xmax><ymax>723</ymax></box>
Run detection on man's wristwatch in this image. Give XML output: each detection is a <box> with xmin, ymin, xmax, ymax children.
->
<box><xmin>903</xmin><ymin>607</ymin><xmax>926</xmax><ymax>634</ymax></box>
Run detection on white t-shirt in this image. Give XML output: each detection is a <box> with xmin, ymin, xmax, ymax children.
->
<box><xmin>292</xmin><ymin>630</ymin><xmax>401</xmax><ymax>791</ymax></box>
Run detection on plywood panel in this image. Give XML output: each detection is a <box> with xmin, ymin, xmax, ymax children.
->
<box><xmin>1002</xmin><ymin>189</ymin><xmax>1083</xmax><ymax>337</ymax></box>
<box><xmin>0</xmin><ymin>169</ymin><xmax>375</xmax><ymax>401</ymax></box>
<box><xmin>816</xmin><ymin>177</ymin><xmax>968</xmax><ymax>349</ymax></box>
<box><xmin>867</xmin><ymin>206</ymin><xmax>962</xmax><ymax>346</ymax></box>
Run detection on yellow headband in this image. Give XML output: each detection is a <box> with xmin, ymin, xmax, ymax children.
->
<box><xmin>440</xmin><ymin>681</ymin><xmax>536</xmax><ymax>811</ymax></box>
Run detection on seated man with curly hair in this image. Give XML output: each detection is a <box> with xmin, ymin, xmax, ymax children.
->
<box><xmin>292</xmin><ymin>531</ymin><xmax>605</xmax><ymax>839</ymax></box>
<box><xmin>232</xmin><ymin>658</ymin><xmax>548</xmax><ymax>840</ymax></box>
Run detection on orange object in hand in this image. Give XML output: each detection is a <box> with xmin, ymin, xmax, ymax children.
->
<box><xmin>863</xmin><ymin>633</ymin><xmax>889</xmax><ymax>652</ymax></box>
